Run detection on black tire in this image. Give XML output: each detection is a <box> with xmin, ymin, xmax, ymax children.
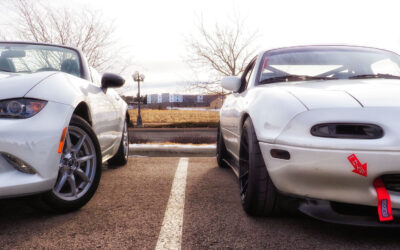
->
<box><xmin>216</xmin><ymin>124</ymin><xmax>228</xmax><ymax>168</ymax></box>
<box><xmin>108</xmin><ymin>119</ymin><xmax>129</xmax><ymax>167</ymax></box>
<box><xmin>40</xmin><ymin>115</ymin><xmax>102</xmax><ymax>213</ymax></box>
<box><xmin>239</xmin><ymin>117</ymin><xmax>278</xmax><ymax>216</ymax></box>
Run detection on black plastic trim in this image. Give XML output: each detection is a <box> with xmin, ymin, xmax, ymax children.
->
<box><xmin>270</xmin><ymin>149</ymin><xmax>290</xmax><ymax>160</ymax></box>
<box><xmin>311</xmin><ymin>123</ymin><xmax>383</xmax><ymax>139</ymax></box>
<box><xmin>298</xmin><ymin>199</ymin><xmax>400</xmax><ymax>227</ymax></box>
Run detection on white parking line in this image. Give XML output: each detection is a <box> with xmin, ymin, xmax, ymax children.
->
<box><xmin>155</xmin><ymin>158</ymin><xmax>189</xmax><ymax>250</ymax></box>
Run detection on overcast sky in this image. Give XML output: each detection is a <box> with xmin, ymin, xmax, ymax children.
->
<box><xmin>3</xmin><ymin>0</ymin><xmax>400</xmax><ymax>95</ymax></box>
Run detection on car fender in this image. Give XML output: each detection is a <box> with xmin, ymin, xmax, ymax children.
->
<box><xmin>244</xmin><ymin>87</ymin><xmax>308</xmax><ymax>144</ymax></box>
<box><xmin>24</xmin><ymin>72</ymin><xmax>94</xmax><ymax>109</ymax></box>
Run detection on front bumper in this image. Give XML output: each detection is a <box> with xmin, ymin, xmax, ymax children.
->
<box><xmin>0</xmin><ymin>101</ymin><xmax>73</xmax><ymax>198</ymax></box>
<box><xmin>260</xmin><ymin>142</ymin><xmax>400</xmax><ymax>209</ymax></box>
<box><xmin>298</xmin><ymin>198</ymin><xmax>400</xmax><ymax>227</ymax></box>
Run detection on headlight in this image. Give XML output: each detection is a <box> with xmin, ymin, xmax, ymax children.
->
<box><xmin>0</xmin><ymin>98</ymin><xmax>47</xmax><ymax>118</ymax></box>
<box><xmin>311</xmin><ymin>123</ymin><xmax>383</xmax><ymax>139</ymax></box>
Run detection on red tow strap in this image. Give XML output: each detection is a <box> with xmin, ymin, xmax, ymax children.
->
<box><xmin>373</xmin><ymin>178</ymin><xmax>393</xmax><ymax>222</ymax></box>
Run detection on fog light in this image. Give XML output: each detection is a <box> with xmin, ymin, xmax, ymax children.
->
<box><xmin>0</xmin><ymin>153</ymin><xmax>36</xmax><ymax>174</ymax></box>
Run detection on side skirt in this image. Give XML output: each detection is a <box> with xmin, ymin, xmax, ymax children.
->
<box><xmin>223</xmin><ymin>158</ymin><xmax>239</xmax><ymax>177</ymax></box>
<box><xmin>222</xmin><ymin>150</ymin><xmax>239</xmax><ymax>178</ymax></box>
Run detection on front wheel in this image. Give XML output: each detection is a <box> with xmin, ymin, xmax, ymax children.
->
<box><xmin>41</xmin><ymin>115</ymin><xmax>102</xmax><ymax>213</ymax></box>
<box><xmin>239</xmin><ymin>117</ymin><xmax>279</xmax><ymax>216</ymax></box>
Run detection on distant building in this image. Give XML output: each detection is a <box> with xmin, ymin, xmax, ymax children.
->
<box><xmin>162</xmin><ymin>93</ymin><xmax>170</xmax><ymax>103</ymax></box>
<box><xmin>169</xmin><ymin>94</ymin><xmax>183</xmax><ymax>103</ymax></box>
<box><xmin>147</xmin><ymin>94</ymin><xmax>163</xmax><ymax>104</ymax></box>
<box><xmin>145</xmin><ymin>93</ymin><xmax>222</xmax><ymax>107</ymax></box>
<box><xmin>147</xmin><ymin>94</ymin><xmax>158</xmax><ymax>104</ymax></box>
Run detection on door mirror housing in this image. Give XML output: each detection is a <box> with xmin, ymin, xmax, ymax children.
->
<box><xmin>101</xmin><ymin>73</ymin><xmax>125</xmax><ymax>89</ymax></box>
<box><xmin>221</xmin><ymin>76</ymin><xmax>242</xmax><ymax>92</ymax></box>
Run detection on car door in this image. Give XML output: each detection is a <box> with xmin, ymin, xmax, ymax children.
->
<box><xmin>106</xmin><ymin>87</ymin><xmax>125</xmax><ymax>141</ymax></box>
<box><xmin>87</xmin><ymin>67</ymin><xmax>120</xmax><ymax>156</ymax></box>
<box><xmin>221</xmin><ymin>58</ymin><xmax>257</xmax><ymax>159</ymax></box>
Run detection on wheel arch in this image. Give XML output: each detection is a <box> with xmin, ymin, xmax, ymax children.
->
<box><xmin>239</xmin><ymin>112</ymin><xmax>250</xmax><ymax>138</ymax></box>
<box><xmin>125</xmin><ymin>110</ymin><xmax>131</xmax><ymax>127</ymax></box>
<box><xmin>73</xmin><ymin>102</ymin><xmax>92</xmax><ymax>126</ymax></box>
<box><xmin>239</xmin><ymin>113</ymin><xmax>251</xmax><ymax>160</ymax></box>
<box><xmin>240</xmin><ymin>87</ymin><xmax>308</xmax><ymax>144</ymax></box>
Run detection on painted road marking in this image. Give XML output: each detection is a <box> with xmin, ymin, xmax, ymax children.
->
<box><xmin>155</xmin><ymin>158</ymin><xmax>189</xmax><ymax>250</ymax></box>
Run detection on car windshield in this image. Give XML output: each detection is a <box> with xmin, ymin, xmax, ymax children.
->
<box><xmin>259</xmin><ymin>47</ymin><xmax>400</xmax><ymax>84</ymax></box>
<box><xmin>0</xmin><ymin>43</ymin><xmax>81</xmax><ymax>77</ymax></box>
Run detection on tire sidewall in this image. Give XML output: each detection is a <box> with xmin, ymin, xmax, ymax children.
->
<box><xmin>241</xmin><ymin>120</ymin><xmax>257</xmax><ymax>208</ymax></box>
<box><xmin>241</xmin><ymin>118</ymin><xmax>278</xmax><ymax>216</ymax></box>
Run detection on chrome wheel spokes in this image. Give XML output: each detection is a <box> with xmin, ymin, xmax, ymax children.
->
<box><xmin>75</xmin><ymin>168</ymin><xmax>91</xmax><ymax>183</ymax></box>
<box><xmin>54</xmin><ymin>125</ymin><xmax>96</xmax><ymax>201</ymax></box>
<box><xmin>67</xmin><ymin>174</ymin><xmax>77</xmax><ymax>197</ymax></box>
<box><xmin>65</xmin><ymin>131</ymin><xmax>72</xmax><ymax>152</ymax></box>
<box><xmin>72</xmin><ymin>134</ymin><xmax>86</xmax><ymax>152</ymax></box>
<box><xmin>54</xmin><ymin>172</ymin><xmax>67</xmax><ymax>193</ymax></box>
<box><xmin>77</xmin><ymin>154</ymin><xmax>95</xmax><ymax>163</ymax></box>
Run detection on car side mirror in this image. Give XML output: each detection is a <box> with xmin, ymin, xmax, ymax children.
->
<box><xmin>101</xmin><ymin>73</ymin><xmax>125</xmax><ymax>89</ymax></box>
<box><xmin>221</xmin><ymin>76</ymin><xmax>242</xmax><ymax>92</ymax></box>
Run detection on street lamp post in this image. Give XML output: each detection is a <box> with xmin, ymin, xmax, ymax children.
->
<box><xmin>132</xmin><ymin>71</ymin><xmax>145</xmax><ymax>127</ymax></box>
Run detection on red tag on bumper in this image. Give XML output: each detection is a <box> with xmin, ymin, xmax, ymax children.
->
<box><xmin>373</xmin><ymin>178</ymin><xmax>393</xmax><ymax>222</ymax></box>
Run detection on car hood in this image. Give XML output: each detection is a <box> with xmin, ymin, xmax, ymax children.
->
<box><xmin>0</xmin><ymin>71</ymin><xmax>56</xmax><ymax>100</ymax></box>
<box><xmin>270</xmin><ymin>79</ymin><xmax>400</xmax><ymax>109</ymax></box>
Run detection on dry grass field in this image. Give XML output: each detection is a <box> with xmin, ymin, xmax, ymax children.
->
<box><xmin>128</xmin><ymin>109</ymin><xmax>219</xmax><ymax>127</ymax></box>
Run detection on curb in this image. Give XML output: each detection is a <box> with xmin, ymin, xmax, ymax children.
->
<box><xmin>129</xmin><ymin>144</ymin><xmax>216</xmax><ymax>157</ymax></box>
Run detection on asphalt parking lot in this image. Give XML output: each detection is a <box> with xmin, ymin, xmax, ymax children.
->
<box><xmin>1</xmin><ymin>157</ymin><xmax>400</xmax><ymax>249</ymax></box>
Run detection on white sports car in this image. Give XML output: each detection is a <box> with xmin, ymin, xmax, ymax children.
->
<box><xmin>218</xmin><ymin>45</ymin><xmax>400</xmax><ymax>225</ymax></box>
<box><xmin>0</xmin><ymin>42</ymin><xmax>129</xmax><ymax>212</ymax></box>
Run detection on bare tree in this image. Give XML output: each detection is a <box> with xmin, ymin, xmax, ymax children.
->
<box><xmin>185</xmin><ymin>15</ymin><xmax>259</xmax><ymax>94</ymax></box>
<box><xmin>1</xmin><ymin>0</ymin><xmax>132</xmax><ymax>74</ymax></box>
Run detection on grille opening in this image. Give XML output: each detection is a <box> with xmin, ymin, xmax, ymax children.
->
<box><xmin>330</xmin><ymin>201</ymin><xmax>376</xmax><ymax>216</ymax></box>
<box><xmin>336</xmin><ymin>125</ymin><xmax>369</xmax><ymax>136</ymax></box>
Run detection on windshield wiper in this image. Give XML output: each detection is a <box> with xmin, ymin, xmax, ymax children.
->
<box><xmin>349</xmin><ymin>74</ymin><xmax>400</xmax><ymax>80</ymax></box>
<box><xmin>259</xmin><ymin>75</ymin><xmax>336</xmax><ymax>84</ymax></box>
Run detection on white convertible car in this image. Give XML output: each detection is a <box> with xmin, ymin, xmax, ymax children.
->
<box><xmin>0</xmin><ymin>42</ymin><xmax>129</xmax><ymax>212</ymax></box>
<box><xmin>218</xmin><ymin>45</ymin><xmax>400</xmax><ymax>225</ymax></box>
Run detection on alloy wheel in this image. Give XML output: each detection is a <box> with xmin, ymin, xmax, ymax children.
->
<box><xmin>53</xmin><ymin>125</ymin><xmax>97</xmax><ymax>201</ymax></box>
